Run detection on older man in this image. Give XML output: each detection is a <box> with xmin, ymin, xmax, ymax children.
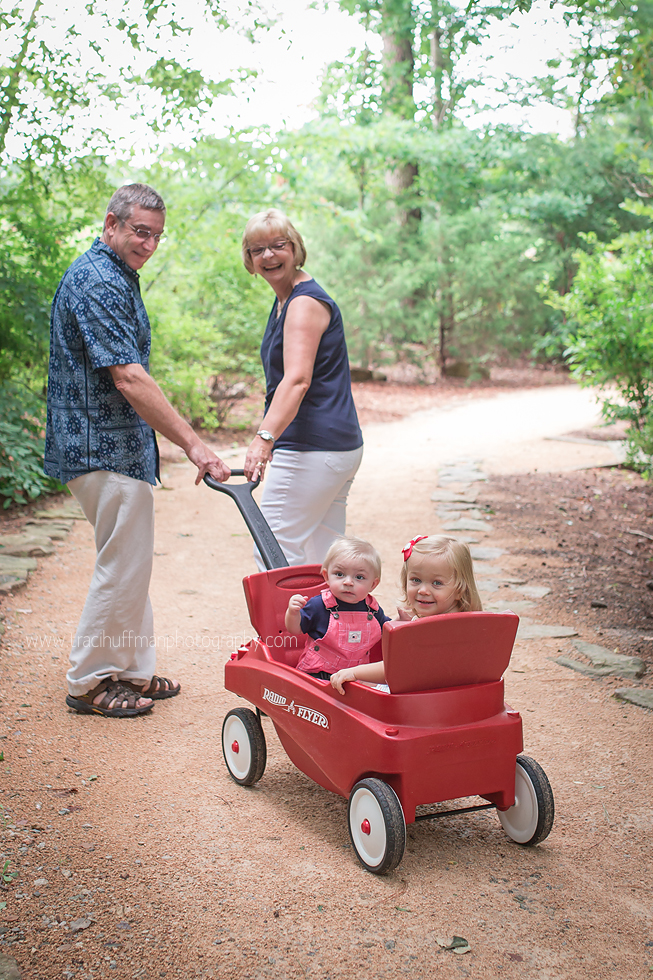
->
<box><xmin>45</xmin><ymin>183</ymin><xmax>230</xmax><ymax>718</ymax></box>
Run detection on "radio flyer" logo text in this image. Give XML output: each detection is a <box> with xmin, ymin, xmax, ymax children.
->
<box><xmin>262</xmin><ymin>687</ymin><xmax>329</xmax><ymax>730</ymax></box>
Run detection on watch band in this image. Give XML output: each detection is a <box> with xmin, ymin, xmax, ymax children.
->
<box><xmin>256</xmin><ymin>429</ymin><xmax>275</xmax><ymax>443</ymax></box>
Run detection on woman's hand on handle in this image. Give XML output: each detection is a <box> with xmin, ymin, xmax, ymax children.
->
<box><xmin>244</xmin><ymin>435</ymin><xmax>274</xmax><ymax>482</ymax></box>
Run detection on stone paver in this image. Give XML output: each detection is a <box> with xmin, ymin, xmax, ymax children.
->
<box><xmin>32</xmin><ymin>503</ymin><xmax>84</xmax><ymax>520</ymax></box>
<box><xmin>437</xmin><ymin>507</ymin><xmax>486</xmax><ymax>520</ymax></box>
<box><xmin>0</xmin><ymin>555</ymin><xmax>38</xmax><ymax>593</ymax></box>
<box><xmin>470</xmin><ymin>546</ymin><xmax>505</xmax><ymax>560</ymax></box>
<box><xmin>0</xmin><ymin>532</ymin><xmax>55</xmax><ymax>557</ymax></box>
<box><xmin>486</xmin><ymin>599</ymin><xmax>536</xmax><ymax>614</ymax></box>
<box><xmin>514</xmin><ymin>584</ymin><xmax>552</xmax><ymax>599</ymax></box>
<box><xmin>442</xmin><ymin>518</ymin><xmax>490</xmax><ymax>533</ymax></box>
<box><xmin>24</xmin><ymin>518</ymin><xmax>73</xmax><ymax>540</ymax></box>
<box><xmin>439</xmin><ymin>467</ymin><xmax>488</xmax><ymax>485</ymax></box>
<box><xmin>565</xmin><ymin>639</ymin><xmax>646</xmax><ymax>679</ymax></box>
<box><xmin>431</xmin><ymin>489</ymin><xmax>478</xmax><ymax>503</ymax></box>
<box><xmin>518</xmin><ymin>622</ymin><xmax>578</xmax><ymax>640</ymax></box>
<box><xmin>474</xmin><ymin>565</ymin><xmax>527</xmax><ymax>584</ymax></box>
<box><xmin>614</xmin><ymin>688</ymin><xmax>653</xmax><ymax>710</ymax></box>
<box><xmin>0</xmin><ymin>952</ymin><xmax>21</xmax><ymax>980</ymax></box>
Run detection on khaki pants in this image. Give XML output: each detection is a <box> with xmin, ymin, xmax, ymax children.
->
<box><xmin>66</xmin><ymin>471</ymin><xmax>157</xmax><ymax>696</ymax></box>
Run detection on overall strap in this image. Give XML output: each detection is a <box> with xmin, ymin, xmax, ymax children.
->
<box><xmin>321</xmin><ymin>588</ymin><xmax>342</xmax><ymax>620</ymax></box>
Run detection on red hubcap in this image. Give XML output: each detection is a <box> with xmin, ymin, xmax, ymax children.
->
<box><xmin>231</xmin><ymin>740</ymin><xmax>239</xmax><ymax>754</ymax></box>
<box><xmin>361</xmin><ymin>819</ymin><xmax>371</xmax><ymax>835</ymax></box>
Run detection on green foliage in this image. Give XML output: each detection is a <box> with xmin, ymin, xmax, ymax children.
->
<box><xmin>140</xmin><ymin>137</ymin><xmax>273</xmax><ymax>424</ymax></box>
<box><xmin>0</xmin><ymin>1</ymin><xmax>263</xmax><ymax>498</ymax></box>
<box><xmin>0</xmin><ymin>157</ymin><xmax>111</xmax><ymax>386</ymax></box>
<box><xmin>0</xmin><ymin>383</ymin><xmax>63</xmax><ymax>508</ymax></box>
<box><xmin>1</xmin><ymin>858</ymin><xmax>17</xmax><ymax>883</ymax></box>
<box><xmin>0</xmin><ymin>0</ymin><xmax>260</xmax><ymax>162</ymax></box>
<box><xmin>564</xmin><ymin>221</ymin><xmax>653</xmax><ymax>470</ymax></box>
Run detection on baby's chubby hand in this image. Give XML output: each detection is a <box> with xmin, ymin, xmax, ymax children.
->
<box><xmin>396</xmin><ymin>605</ymin><xmax>413</xmax><ymax>621</ymax></box>
<box><xmin>330</xmin><ymin>668</ymin><xmax>357</xmax><ymax>695</ymax></box>
<box><xmin>288</xmin><ymin>593</ymin><xmax>308</xmax><ymax>611</ymax></box>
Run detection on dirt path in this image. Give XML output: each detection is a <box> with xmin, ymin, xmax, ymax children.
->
<box><xmin>1</xmin><ymin>383</ymin><xmax>652</xmax><ymax>980</ymax></box>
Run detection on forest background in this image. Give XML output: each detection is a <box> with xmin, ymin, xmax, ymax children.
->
<box><xmin>1</xmin><ymin>0</ymin><xmax>653</xmax><ymax>507</ymax></box>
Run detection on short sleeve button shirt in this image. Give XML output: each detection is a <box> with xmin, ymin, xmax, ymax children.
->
<box><xmin>44</xmin><ymin>238</ymin><xmax>159</xmax><ymax>486</ymax></box>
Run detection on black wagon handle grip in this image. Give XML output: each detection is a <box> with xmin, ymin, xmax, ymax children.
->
<box><xmin>203</xmin><ymin>471</ymin><xmax>289</xmax><ymax>569</ymax></box>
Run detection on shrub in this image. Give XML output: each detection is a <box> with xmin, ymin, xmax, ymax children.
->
<box><xmin>563</xmin><ymin>227</ymin><xmax>653</xmax><ymax>472</ymax></box>
<box><xmin>0</xmin><ymin>384</ymin><xmax>63</xmax><ymax>508</ymax></box>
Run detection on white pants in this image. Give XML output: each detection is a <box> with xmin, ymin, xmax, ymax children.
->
<box><xmin>66</xmin><ymin>471</ymin><xmax>157</xmax><ymax>696</ymax></box>
<box><xmin>258</xmin><ymin>446</ymin><xmax>364</xmax><ymax>568</ymax></box>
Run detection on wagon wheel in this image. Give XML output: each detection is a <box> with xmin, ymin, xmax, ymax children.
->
<box><xmin>498</xmin><ymin>755</ymin><xmax>555</xmax><ymax>846</ymax></box>
<box><xmin>348</xmin><ymin>778</ymin><xmax>406</xmax><ymax>874</ymax></box>
<box><xmin>222</xmin><ymin>708</ymin><xmax>267</xmax><ymax>786</ymax></box>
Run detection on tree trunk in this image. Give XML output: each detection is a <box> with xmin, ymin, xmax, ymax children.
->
<box><xmin>430</xmin><ymin>22</ymin><xmax>445</xmax><ymax>127</ymax></box>
<box><xmin>379</xmin><ymin>0</ymin><xmax>420</xmax><ymax>226</ymax></box>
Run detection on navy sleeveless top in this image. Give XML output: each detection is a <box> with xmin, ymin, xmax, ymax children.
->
<box><xmin>260</xmin><ymin>279</ymin><xmax>363</xmax><ymax>453</ymax></box>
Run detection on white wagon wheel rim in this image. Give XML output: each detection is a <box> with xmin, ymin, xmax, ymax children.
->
<box><xmin>222</xmin><ymin>714</ymin><xmax>253</xmax><ymax>782</ymax></box>
<box><xmin>498</xmin><ymin>762</ymin><xmax>539</xmax><ymax>843</ymax></box>
<box><xmin>349</xmin><ymin>787</ymin><xmax>388</xmax><ymax>868</ymax></box>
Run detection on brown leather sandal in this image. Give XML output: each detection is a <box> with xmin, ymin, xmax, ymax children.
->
<box><xmin>125</xmin><ymin>675</ymin><xmax>181</xmax><ymax>700</ymax></box>
<box><xmin>65</xmin><ymin>680</ymin><xmax>154</xmax><ymax>718</ymax></box>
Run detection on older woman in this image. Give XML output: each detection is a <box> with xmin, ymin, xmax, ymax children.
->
<box><xmin>242</xmin><ymin>209</ymin><xmax>363</xmax><ymax>566</ymax></box>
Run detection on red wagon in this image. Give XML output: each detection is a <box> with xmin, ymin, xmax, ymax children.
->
<box><xmin>207</xmin><ymin>473</ymin><xmax>554</xmax><ymax>874</ymax></box>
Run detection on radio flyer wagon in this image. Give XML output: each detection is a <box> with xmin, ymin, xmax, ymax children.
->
<box><xmin>206</xmin><ymin>472</ymin><xmax>554</xmax><ymax>874</ymax></box>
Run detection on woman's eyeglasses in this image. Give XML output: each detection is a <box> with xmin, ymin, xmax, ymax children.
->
<box><xmin>248</xmin><ymin>240</ymin><xmax>290</xmax><ymax>258</ymax></box>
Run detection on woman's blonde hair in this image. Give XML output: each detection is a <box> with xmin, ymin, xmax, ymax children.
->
<box><xmin>241</xmin><ymin>208</ymin><xmax>307</xmax><ymax>274</ymax></box>
<box><xmin>322</xmin><ymin>537</ymin><xmax>382</xmax><ymax>582</ymax></box>
<box><xmin>400</xmin><ymin>535</ymin><xmax>482</xmax><ymax>613</ymax></box>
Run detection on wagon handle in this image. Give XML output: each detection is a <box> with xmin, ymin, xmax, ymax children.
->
<box><xmin>203</xmin><ymin>470</ymin><xmax>289</xmax><ymax>570</ymax></box>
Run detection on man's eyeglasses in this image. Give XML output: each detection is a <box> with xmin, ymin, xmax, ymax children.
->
<box><xmin>124</xmin><ymin>221</ymin><xmax>166</xmax><ymax>244</ymax></box>
<box><xmin>247</xmin><ymin>240</ymin><xmax>290</xmax><ymax>258</ymax></box>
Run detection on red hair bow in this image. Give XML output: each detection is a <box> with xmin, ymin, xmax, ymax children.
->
<box><xmin>402</xmin><ymin>535</ymin><xmax>428</xmax><ymax>562</ymax></box>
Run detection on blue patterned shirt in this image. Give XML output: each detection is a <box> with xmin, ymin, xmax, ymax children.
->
<box><xmin>44</xmin><ymin>238</ymin><xmax>159</xmax><ymax>486</ymax></box>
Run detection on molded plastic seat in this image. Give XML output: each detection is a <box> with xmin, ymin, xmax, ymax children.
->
<box><xmin>382</xmin><ymin>611</ymin><xmax>519</xmax><ymax>694</ymax></box>
<box><xmin>243</xmin><ymin>565</ymin><xmax>383</xmax><ymax>667</ymax></box>
<box><xmin>243</xmin><ymin>565</ymin><xmax>325</xmax><ymax>665</ymax></box>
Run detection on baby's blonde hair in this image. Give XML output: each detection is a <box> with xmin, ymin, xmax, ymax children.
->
<box><xmin>400</xmin><ymin>535</ymin><xmax>482</xmax><ymax>613</ymax></box>
<box><xmin>322</xmin><ymin>537</ymin><xmax>382</xmax><ymax>581</ymax></box>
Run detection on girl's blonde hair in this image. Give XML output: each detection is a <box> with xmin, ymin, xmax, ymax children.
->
<box><xmin>241</xmin><ymin>208</ymin><xmax>307</xmax><ymax>274</ymax></box>
<box><xmin>322</xmin><ymin>536</ymin><xmax>382</xmax><ymax>581</ymax></box>
<box><xmin>400</xmin><ymin>535</ymin><xmax>482</xmax><ymax>613</ymax></box>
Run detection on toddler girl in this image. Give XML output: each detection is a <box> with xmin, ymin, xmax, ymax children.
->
<box><xmin>285</xmin><ymin>537</ymin><xmax>390</xmax><ymax>679</ymax></box>
<box><xmin>330</xmin><ymin>534</ymin><xmax>482</xmax><ymax>693</ymax></box>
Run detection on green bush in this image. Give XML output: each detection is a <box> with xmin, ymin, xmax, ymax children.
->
<box><xmin>0</xmin><ymin>384</ymin><xmax>63</xmax><ymax>508</ymax></box>
<box><xmin>563</xmin><ymin>225</ymin><xmax>653</xmax><ymax>471</ymax></box>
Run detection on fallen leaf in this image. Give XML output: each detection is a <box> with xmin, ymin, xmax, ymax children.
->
<box><xmin>436</xmin><ymin>936</ymin><xmax>471</xmax><ymax>954</ymax></box>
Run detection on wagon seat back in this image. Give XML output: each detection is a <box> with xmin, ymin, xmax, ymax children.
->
<box><xmin>382</xmin><ymin>611</ymin><xmax>519</xmax><ymax>694</ymax></box>
<box><xmin>243</xmin><ymin>566</ymin><xmax>383</xmax><ymax>668</ymax></box>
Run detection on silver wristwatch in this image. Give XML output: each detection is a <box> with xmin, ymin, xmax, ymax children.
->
<box><xmin>256</xmin><ymin>429</ymin><xmax>275</xmax><ymax>443</ymax></box>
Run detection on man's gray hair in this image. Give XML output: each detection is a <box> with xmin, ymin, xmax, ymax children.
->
<box><xmin>105</xmin><ymin>183</ymin><xmax>166</xmax><ymax>225</ymax></box>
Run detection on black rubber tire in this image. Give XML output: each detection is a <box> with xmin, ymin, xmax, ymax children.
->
<box><xmin>221</xmin><ymin>707</ymin><xmax>267</xmax><ymax>786</ymax></box>
<box><xmin>498</xmin><ymin>755</ymin><xmax>555</xmax><ymax>846</ymax></box>
<box><xmin>348</xmin><ymin>778</ymin><xmax>406</xmax><ymax>874</ymax></box>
